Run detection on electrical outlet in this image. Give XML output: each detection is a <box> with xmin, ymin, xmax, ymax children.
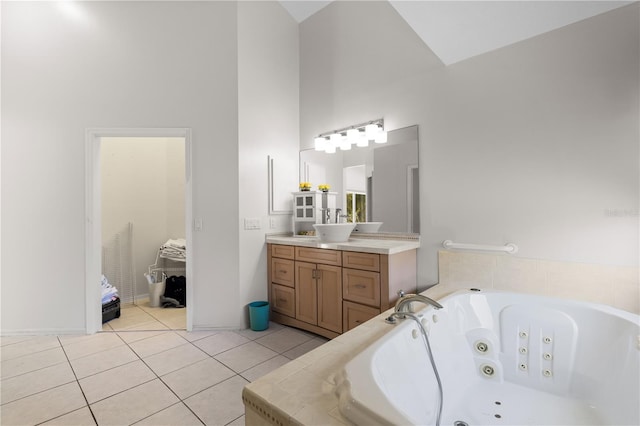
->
<box><xmin>244</xmin><ymin>218</ymin><xmax>261</xmax><ymax>230</ymax></box>
<box><xmin>194</xmin><ymin>218</ymin><xmax>203</xmax><ymax>231</ymax></box>
<box><xmin>270</xmin><ymin>217</ymin><xmax>276</xmax><ymax>229</ymax></box>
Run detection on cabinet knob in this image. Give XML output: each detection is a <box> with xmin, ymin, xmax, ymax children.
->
<box><xmin>278</xmin><ymin>298</ymin><xmax>287</xmax><ymax>303</ymax></box>
<box><xmin>355</xmin><ymin>284</ymin><xmax>366</xmax><ymax>289</ymax></box>
<box><xmin>278</xmin><ymin>270</ymin><xmax>288</xmax><ymax>274</ymax></box>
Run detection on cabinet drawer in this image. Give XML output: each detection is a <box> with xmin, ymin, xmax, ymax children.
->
<box><xmin>295</xmin><ymin>247</ymin><xmax>341</xmax><ymax>266</ymax></box>
<box><xmin>342</xmin><ymin>251</ymin><xmax>380</xmax><ymax>272</ymax></box>
<box><xmin>271</xmin><ymin>258</ymin><xmax>294</xmax><ymax>288</ymax></box>
<box><xmin>271</xmin><ymin>284</ymin><xmax>295</xmax><ymax>318</ymax></box>
<box><xmin>343</xmin><ymin>268</ymin><xmax>381</xmax><ymax>307</ymax></box>
<box><xmin>343</xmin><ymin>301</ymin><xmax>380</xmax><ymax>332</ymax></box>
<box><xmin>271</xmin><ymin>244</ymin><xmax>295</xmax><ymax>260</ymax></box>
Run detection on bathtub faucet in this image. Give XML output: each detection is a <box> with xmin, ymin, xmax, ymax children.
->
<box><xmin>385</xmin><ymin>294</ymin><xmax>443</xmax><ymax>324</ymax></box>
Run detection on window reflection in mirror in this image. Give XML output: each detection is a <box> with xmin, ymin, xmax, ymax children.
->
<box><xmin>346</xmin><ymin>191</ymin><xmax>366</xmax><ymax>222</ymax></box>
<box><xmin>300</xmin><ymin>125</ymin><xmax>419</xmax><ymax>233</ymax></box>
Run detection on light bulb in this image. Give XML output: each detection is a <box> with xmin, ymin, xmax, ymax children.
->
<box><xmin>365</xmin><ymin>124</ymin><xmax>378</xmax><ymax>140</ymax></box>
<box><xmin>314</xmin><ymin>137</ymin><xmax>326</xmax><ymax>151</ymax></box>
<box><xmin>329</xmin><ymin>133</ymin><xmax>341</xmax><ymax>148</ymax></box>
<box><xmin>356</xmin><ymin>131</ymin><xmax>369</xmax><ymax>147</ymax></box>
<box><xmin>340</xmin><ymin>138</ymin><xmax>351</xmax><ymax>150</ymax></box>
<box><xmin>346</xmin><ymin>128</ymin><xmax>359</xmax><ymax>145</ymax></box>
<box><xmin>374</xmin><ymin>130</ymin><xmax>387</xmax><ymax>144</ymax></box>
<box><xmin>325</xmin><ymin>143</ymin><xmax>336</xmax><ymax>154</ymax></box>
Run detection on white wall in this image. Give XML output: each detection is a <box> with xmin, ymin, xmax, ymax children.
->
<box><xmin>101</xmin><ymin>137</ymin><xmax>185</xmax><ymax>298</ymax></box>
<box><xmin>1</xmin><ymin>1</ymin><xmax>240</xmax><ymax>333</ymax></box>
<box><xmin>300</xmin><ymin>2</ymin><xmax>639</xmax><ymax>291</ymax></box>
<box><xmin>237</xmin><ymin>2</ymin><xmax>299</xmax><ymax>326</ymax></box>
<box><xmin>344</xmin><ymin>165</ymin><xmax>366</xmax><ymax>193</ymax></box>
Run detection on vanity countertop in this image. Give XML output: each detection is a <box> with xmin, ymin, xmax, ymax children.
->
<box><xmin>265</xmin><ymin>234</ymin><xmax>420</xmax><ymax>255</ymax></box>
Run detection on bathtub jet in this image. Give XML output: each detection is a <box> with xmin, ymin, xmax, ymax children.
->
<box><xmin>336</xmin><ymin>289</ymin><xmax>640</xmax><ymax>426</ymax></box>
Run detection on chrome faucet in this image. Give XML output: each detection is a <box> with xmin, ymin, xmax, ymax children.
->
<box><xmin>335</xmin><ymin>208</ymin><xmax>342</xmax><ymax>223</ymax></box>
<box><xmin>385</xmin><ymin>294</ymin><xmax>443</xmax><ymax>324</ymax></box>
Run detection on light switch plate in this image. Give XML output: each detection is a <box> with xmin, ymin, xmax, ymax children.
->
<box><xmin>244</xmin><ymin>218</ymin><xmax>261</xmax><ymax>230</ymax></box>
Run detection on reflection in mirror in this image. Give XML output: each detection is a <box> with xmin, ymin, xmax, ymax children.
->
<box><xmin>300</xmin><ymin>125</ymin><xmax>419</xmax><ymax>233</ymax></box>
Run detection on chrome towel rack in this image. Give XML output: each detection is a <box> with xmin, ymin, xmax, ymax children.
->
<box><xmin>442</xmin><ymin>240</ymin><xmax>518</xmax><ymax>254</ymax></box>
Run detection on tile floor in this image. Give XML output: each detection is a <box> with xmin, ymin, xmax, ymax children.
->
<box><xmin>102</xmin><ymin>299</ymin><xmax>187</xmax><ymax>331</ymax></box>
<box><xmin>1</xmin><ymin>304</ymin><xmax>328</xmax><ymax>426</ymax></box>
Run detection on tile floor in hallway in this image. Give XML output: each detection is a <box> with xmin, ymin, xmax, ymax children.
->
<box><xmin>102</xmin><ymin>298</ymin><xmax>187</xmax><ymax>332</ymax></box>
<box><xmin>1</xmin><ymin>313</ymin><xmax>328</xmax><ymax>425</ymax></box>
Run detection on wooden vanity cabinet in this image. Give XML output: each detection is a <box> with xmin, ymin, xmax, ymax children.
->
<box><xmin>268</xmin><ymin>243</ymin><xmax>416</xmax><ymax>339</ymax></box>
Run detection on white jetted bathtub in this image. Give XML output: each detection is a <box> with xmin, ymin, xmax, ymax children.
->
<box><xmin>336</xmin><ymin>289</ymin><xmax>640</xmax><ymax>425</ymax></box>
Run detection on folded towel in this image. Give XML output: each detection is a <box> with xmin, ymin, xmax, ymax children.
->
<box><xmin>160</xmin><ymin>238</ymin><xmax>186</xmax><ymax>262</ymax></box>
<box><xmin>163</xmin><ymin>238</ymin><xmax>186</xmax><ymax>249</ymax></box>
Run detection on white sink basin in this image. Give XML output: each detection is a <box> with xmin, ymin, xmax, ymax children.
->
<box><xmin>353</xmin><ymin>222</ymin><xmax>383</xmax><ymax>233</ymax></box>
<box><xmin>312</xmin><ymin>223</ymin><xmax>356</xmax><ymax>243</ymax></box>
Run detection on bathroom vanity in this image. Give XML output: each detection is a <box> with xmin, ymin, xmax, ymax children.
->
<box><xmin>266</xmin><ymin>235</ymin><xmax>419</xmax><ymax>339</ymax></box>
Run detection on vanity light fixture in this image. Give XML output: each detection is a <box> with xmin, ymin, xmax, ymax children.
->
<box><xmin>315</xmin><ymin>119</ymin><xmax>386</xmax><ymax>154</ymax></box>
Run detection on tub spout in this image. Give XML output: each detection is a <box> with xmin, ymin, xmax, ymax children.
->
<box><xmin>386</xmin><ymin>294</ymin><xmax>443</xmax><ymax>324</ymax></box>
<box><xmin>395</xmin><ymin>294</ymin><xmax>444</xmax><ymax>312</ymax></box>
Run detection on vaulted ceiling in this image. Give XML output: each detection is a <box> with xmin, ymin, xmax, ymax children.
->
<box><xmin>279</xmin><ymin>1</ymin><xmax>633</xmax><ymax>65</ymax></box>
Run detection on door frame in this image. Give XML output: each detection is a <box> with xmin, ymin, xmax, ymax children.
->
<box><xmin>85</xmin><ymin>128</ymin><xmax>193</xmax><ymax>333</ymax></box>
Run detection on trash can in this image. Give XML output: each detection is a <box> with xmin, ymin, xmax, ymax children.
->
<box><xmin>148</xmin><ymin>281</ymin><xmax>166</xmax><ymax>308</ymax></box>
<box><xmin>249</xmin><ymin>301</ymin><xmax>270</xmax><ymax>331</ymax></box>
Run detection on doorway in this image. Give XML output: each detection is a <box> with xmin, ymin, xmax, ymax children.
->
<box><xmin>85</xmin><ymin>128</ymin><xmax>193</xmax><ymax>334</ymax></box>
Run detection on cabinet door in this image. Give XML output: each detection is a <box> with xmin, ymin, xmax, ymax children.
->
<box><xmin>317</xmin><ymin>264</ymin><xmax>342</xmax><ymax>334</ymax></box>
<box><xmin>271</xmin><ymin>258</ymin><xmax>294</xmax><ymax>288</ymax></box>
<box><xmin>271</xmin><ymin>284</ymin><xmax>295</xmax><ymax>318</ymax></box>
<box><xmin>294</xmin><ymin>193</ymin><xmax>317</xmax><ymax>222</ymax></box>
<box><xmin>295</xmin><ymin>261</ymin><xmax>317</xmax><ymax>325</ymax></box>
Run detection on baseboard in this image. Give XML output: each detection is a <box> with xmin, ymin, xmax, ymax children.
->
<box><xmin>1</xmin><ymin>327</ymin><xmax>88</xmax><ymax>336</ymax></box>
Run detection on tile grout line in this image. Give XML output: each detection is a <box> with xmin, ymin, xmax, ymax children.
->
<box><xmin>3</xmin><ymin>323</ymin><xmax>323</xmax><ymax>425</ymax></box>
<box><xmin>124</xmin><ymin>333</ymin><xmax>208</xmax><ymax>425</ymax></box>
<box><xmin>34</xmin><ymin>336</ymin><xmax>100</xmax><ymax>426</ymax></box>
<box><xmin>0</xmin><ymin>360</ymin><xmax>70</xmax><ymax>385</ymax></box>
<box><xmin>224</xmin><ymin>413</ymin><xmax>245</xmax><ymax>426</ymax></box>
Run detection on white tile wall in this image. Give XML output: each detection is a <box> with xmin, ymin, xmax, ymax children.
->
<box><xmin>437</xmin><ymin>250</ymin><xmax>639</xmax><ymax>314</ymax></box>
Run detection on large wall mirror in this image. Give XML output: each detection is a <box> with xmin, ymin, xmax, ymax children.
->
<box><xmin>300</xmin><ymin>125</ymin><xmax>419</xmax><ymax>233</ymax></box>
